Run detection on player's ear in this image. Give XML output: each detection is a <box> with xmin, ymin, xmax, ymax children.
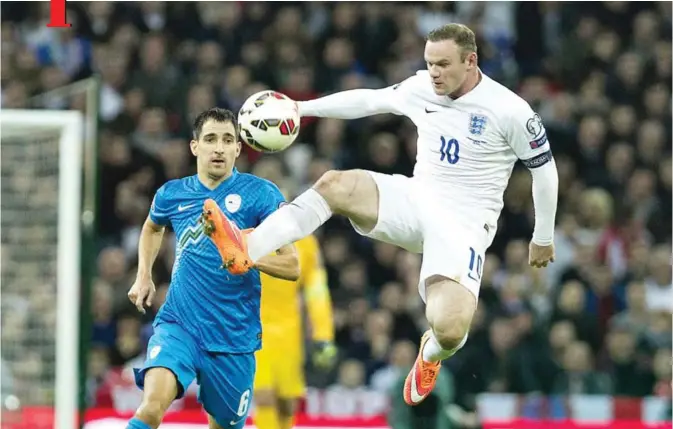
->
<box><xmin>235</xmin><ymin>140</ymin><xmax>242</xmax><ymax>157</ymax></box>
<box><xmin>189</xmin><ymin>139</ymin><xmax>198</xmax><ymax>157</ymax></box>
<box><xmin>467</xmin><ymin>51</ymin><xmax>478</xmax><ymax>69</ymax></box>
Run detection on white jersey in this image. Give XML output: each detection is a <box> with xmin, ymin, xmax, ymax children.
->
<box><xmin>298</xmin><ymin>69</ymin><xmax>558</xmax><ymax>296</ymax></box>
<box><xmin>379</xmin><ymin>70</ymin><xmax>552</xmax><ymax>230</ymax></box>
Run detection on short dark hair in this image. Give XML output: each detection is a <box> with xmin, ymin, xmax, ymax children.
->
<box><xmin>192</xmin><ymin>107</ymin><xmax>238</xmax><ymax>140</ymax></box>
<box><xmin>426</xmin><ymin>23</ymin><xmax>478</xmax><ymax>61</ymax></box>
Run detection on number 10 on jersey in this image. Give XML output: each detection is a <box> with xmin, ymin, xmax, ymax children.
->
<box><xmin>467</xmin><ymin>247</ymin><xmax>483</xmax><ymax>281</ymax></box>
<box><xmin>439</xmin><ymin>137</ymin><xmax>460</xmax><ymax>164</ymax></box>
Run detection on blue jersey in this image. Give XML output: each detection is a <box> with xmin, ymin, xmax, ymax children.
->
<box><xmin>149</xmin><ymin>169</ymin><xmax>284</xmax><ymax>353</ymax></box>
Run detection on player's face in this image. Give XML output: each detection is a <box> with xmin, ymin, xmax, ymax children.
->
<box><xmin>424</xmin><ymin>39</ymin><xmax>476</xmax><ymax>96</ymax></box>
<box><xmin>190</xmin><ymin>119</ymin><xmax>241</xmax><ymax>179</ymax></box>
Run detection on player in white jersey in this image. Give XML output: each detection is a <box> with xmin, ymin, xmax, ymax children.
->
<box><xmin>213</xmin><ymin>23</ymin><xmax>558</xmax><ymax>405</ymax></box>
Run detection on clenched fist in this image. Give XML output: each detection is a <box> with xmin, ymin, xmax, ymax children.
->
<box><xmin>529</xmin><ymin>242</ymin><xmax>555</xmax><ymax>268</ymax></box>
<box><xmin>128</xmin><ymin>277</ymin><xmax>156</xmax><ymax>314</ymax></box>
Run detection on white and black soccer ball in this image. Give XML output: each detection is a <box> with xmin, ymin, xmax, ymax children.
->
<box><xmin>238</xmin><ymin>90</ymin><xmax>300</xmax><ymax>153</ymax></box>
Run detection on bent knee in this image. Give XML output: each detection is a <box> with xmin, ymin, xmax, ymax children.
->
<box><xmin>313</xmin><ymin>170</ymin><xmax>368</xmax><ymax>213</ymax></box>
<box><xmin>431</xmin><ymin>322</ymin><xmax>469</xmax><ymax>350</ymax></box>
<box><xmin>425</xmin><ymin>276</ymin><xmax>474</xmax><ymax>350</ymax></box>
<box><xmin>136</xmin><ymin>399</ymin><xmax>169</xmax><ymax>428</ymax></box>
<box><xmin>254</xmin><ymin>389</ymin><xmax>277</xmax><ymax>407</ymax></box>
<box><xmin>427</xmin><ymin>309</ymin><xmax>472</xmax><ymax>350</ymax></box>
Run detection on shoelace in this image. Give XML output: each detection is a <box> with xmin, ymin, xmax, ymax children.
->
<box><xmin>421</xmin><ymin>363</ymin><xmax>439</xmax><ymax>387</ymax></box>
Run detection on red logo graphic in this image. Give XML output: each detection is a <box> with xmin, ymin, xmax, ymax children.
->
<box><xmin>47</xmin><ymin>0</ymin><xmax>71</xmax><ymax>28</ymax></box>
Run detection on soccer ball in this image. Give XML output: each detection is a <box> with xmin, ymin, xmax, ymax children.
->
<box><xmin>238</xmin><ymin>90</ymin><xmax>300</xmax><ymax>152</ymax></box>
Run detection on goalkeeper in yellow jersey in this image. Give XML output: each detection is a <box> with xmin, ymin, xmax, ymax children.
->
<box><xmin>253</xmin><ymin>233</ymin><xmax>336</xmax><ymax>429</ymax></box>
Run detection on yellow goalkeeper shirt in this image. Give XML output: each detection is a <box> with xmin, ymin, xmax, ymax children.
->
<box><xmin>259</xmin><ymin>235</ymin><xmax>334</xmax><ymax>347</ymax></box>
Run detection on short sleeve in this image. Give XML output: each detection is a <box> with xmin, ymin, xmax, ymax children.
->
<box><xmin>149</xmin><ymin>185</ymin><xmax>171</xmax><ymax>226</ymax></box>
<box><xmin>505</xmin><ymin>104</ymin><xmax>553</xmax><ymax>169</ymax></box>
<box><xmin>256</xmin><ymin>182</ymin><xmax>286</xmax><ymax>225</ymax></box>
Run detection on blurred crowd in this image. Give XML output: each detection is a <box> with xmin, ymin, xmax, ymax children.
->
<box><xmin>1</xmin><ymin>0</ymin><xmax>672</xmax><ymax>419</ymax></box>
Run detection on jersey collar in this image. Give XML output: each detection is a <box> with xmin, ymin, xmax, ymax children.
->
<box><xmin>195</xmin><ymin>168</ymin><xmax>239</xmax><ymax>193</ymax></box>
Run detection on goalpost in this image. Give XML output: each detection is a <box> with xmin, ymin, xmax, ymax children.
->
<box><xmin>1</xmin><ymin>110</ymin><xmax>83</xmax><ymax>429</ymax></box>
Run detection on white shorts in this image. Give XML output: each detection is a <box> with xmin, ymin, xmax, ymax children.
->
<box><xmin>350</xmin><ymin>171</ymin><xmax>496</xmax><ymax>301</ymax></box>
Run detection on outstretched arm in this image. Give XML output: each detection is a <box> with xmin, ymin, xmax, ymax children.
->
<box><xmin>255</xmin><ymin>243</ymin><xmax>300</xmax><ymax>281</ymax></box>
<box><xmin>298</xmin><ymin>79</ymin><xmax>411</xmax><ymax>119</ymax></box>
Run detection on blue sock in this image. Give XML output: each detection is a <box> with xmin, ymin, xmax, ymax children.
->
<box><xmin>127</xmin><ymin>417</ymin><xmax>152</xmax><ymax>429</ymax></box>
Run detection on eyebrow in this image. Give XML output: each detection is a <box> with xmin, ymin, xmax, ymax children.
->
<box><xmin>203</xmin><ymin>132</ymin><xmax>236</xmax><ymax>139</ymax></box>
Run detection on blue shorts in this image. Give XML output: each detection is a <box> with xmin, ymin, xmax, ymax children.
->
<box><xmin>134</xmin><ymin>322</ymin><xmax>255</xmax><ymax>429</ymax></box>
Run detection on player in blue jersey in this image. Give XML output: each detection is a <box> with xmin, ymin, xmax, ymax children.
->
<box><xmin>125</xmin><ymin>107</ymin><xmax>300</xmax><ymax>429</ymax></box>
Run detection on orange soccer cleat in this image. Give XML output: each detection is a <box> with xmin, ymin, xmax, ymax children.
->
<box><xmin>200</xmin><ymin>198</ymin><xmax>253</xmax><ymax>275</ymax></box>
<box><xmin>403</xmin><ymin>330</ymin><xmax>442</xmax><ymax>406</ymax></box>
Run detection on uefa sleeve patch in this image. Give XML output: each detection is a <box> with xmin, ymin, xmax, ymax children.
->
<box><xmin>529</xmin><ymin>133</ymin><xmax>548</xmax><ymax>149</ymax></box>
<box><xmin>526</xmin><ymin>114</ymin><xmax>547</xmax><ymax>148</ymax></box>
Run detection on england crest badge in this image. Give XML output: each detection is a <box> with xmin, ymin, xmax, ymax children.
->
<box><xmin>468</xmin><ymin>114</ymin><xmax>488</xmax><ymax>135</ymax></box>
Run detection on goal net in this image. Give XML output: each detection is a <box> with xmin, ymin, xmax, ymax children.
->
<box><xmin>1</xmin><ymin>110</ymin><xmax>84</xmax><ymax>429</ymax></box>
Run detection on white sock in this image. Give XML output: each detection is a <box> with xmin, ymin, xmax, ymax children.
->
<box><xmin>247</xmin><ymin>189</ymin><xmax>333</xmax><ymax>262</ymax></box>
<box><xmin>422</xmin><ymin>331</ymin><xmax>468</xmax><ymax>363</ymax></box>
